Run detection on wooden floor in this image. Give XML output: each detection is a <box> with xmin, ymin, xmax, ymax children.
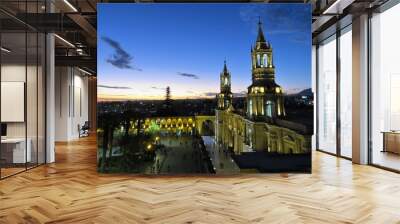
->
<box><xmin>1</xmin><ymin>136</ymin><xmax>400</xmax><ymax>224</ymax></box>
<box><xmin>1</xmin><ymin>167</ymin><xmax>26</xmax><ymax>178</ymax></box>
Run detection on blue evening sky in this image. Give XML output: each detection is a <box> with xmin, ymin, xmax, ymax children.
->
<box><xmin>98</xmin><ymin>3</ymin><xmax>311</xmax><ymax>100</ymax></box>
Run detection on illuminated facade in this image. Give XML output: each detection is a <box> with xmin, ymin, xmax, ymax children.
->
<box><xmin>217</xmin><ymin>61</ymin><xmax>233</xmax><ymax>110</ymax></box>
<box><xmin>126</xmin><ymin>21</ymin><xmax>311</xmax><ymax>155</ymax></box>
<box><xmin>131</xmin><ymin>116</ymin><xmax>215</xmax><ymax>136</ymax></box>
<box><xmin>215</xmin><ymin>21</ymin><xmax>311</xmax><ymax>154</ymax></box>
<box><xmin>248</xmin><ymin>19</ymin><xmax>285</xmax><ymax>120</ymax></box>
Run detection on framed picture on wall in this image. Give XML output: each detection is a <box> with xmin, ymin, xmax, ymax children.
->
<box><xmin>97</xmin><ymin>3</ymin><xmax>313</xmax><ymax>174</ymax></box>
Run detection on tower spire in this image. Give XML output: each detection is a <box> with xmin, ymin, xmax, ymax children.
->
<box><xmin>217</xmin><ymin>60</ymin><xmax>232</xmax><ymax>110</ymax></box>
<box><xmin>223</xmin><ymin>59</ymin><xmax>228</xmax><ymax>73</ymax></box>
<box><xmin>256</xmin><ymin>16</ymin><xmax>266</xmax><ymax>43</ymax></box>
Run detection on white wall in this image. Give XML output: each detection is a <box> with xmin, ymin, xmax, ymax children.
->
<box><xmin>1</xmin><ymin>64</ymin><xmax>42</xmax><ymax>138</ymax></box>
<box><xmin>70</xmin><ymin>72</ymin><xmax>89</xmax><ymax>138</ymax></box>
<box><xmin>1</xmin><ymin>82</ymin><xmax>25</xmax><ymax>122</ymax></box>
<box><xmin>1</xmin><ymin>65</ymin><xmax>26</xmax><ymax>138</ymax></box>
<box><xmin>55</xmin><ymin>66</ymin><xmax>70</xmax><ymax>141</ymax></box>
<box><xmin>55</xmin><ymin>67</ymin><xmax>89</xmax><ymax>141</ymax></box>
<box><xmin>1</xmin><ymin>63</ymin><xmax>46</xmax><ymax>164</ymax></box>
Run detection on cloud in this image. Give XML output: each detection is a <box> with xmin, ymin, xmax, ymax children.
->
<box><xmin>150</xmin><ymin>86</ymin><xmax>166</xmax><ymax>90</ymax></box>
<box><xmin>239</xmin><ymin>4</ymin><xmax>311</xmax><ymax>45</ymax></box>
<box><xmin>177</xmin><ymin>72</ymin><xmax>199</xmax><ymax>79</ymax></box>
<box><xmin>98</xmin><ymin>84</ymin><xmax>132</xmax><ymax>89</ymax></box>
<box><xmin>101</xmin><ymin>36</ymin><xmax>142</xmax><ymax>71</ymax></box>
<box><xmin>202</xmin><ymin>92</ymin><xmax>218</xmax><ymax>97</ymax></box>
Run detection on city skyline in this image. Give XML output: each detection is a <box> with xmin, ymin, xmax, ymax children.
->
<box><xmin>98</xmin><ymin>4</ymin><xmax>311</xmax><ymax>101</ymax></box>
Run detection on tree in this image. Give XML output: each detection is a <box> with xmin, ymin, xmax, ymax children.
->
<box><xmin>160</xmin><ymin>86</ymin><xmax>175</xmax><ymax>116</ymax></box>
<box><xmin>165</xmin><ymin>86</ymin><xmax>172</xmax><ymax>110</ymax></box>
<box><xmin>148</xmin><ymin>120</ymin><xmax>160</xmax><ymax>135</ymax></box>
<box><xmin>121</xmin><ymin>102</ymin><xmax>137</xmax><ymax>137</ymax></box>
<box><xmin>98</xmin><ymin>111</ymin><xmax>121</xmax><ymax>172</ymax></box>
<box><xmin>98</xmin><ymin>112</ymin><xmax>110</xmax><ymax>172</ymax></box>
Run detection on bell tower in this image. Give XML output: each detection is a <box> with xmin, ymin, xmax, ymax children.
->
<box><xmin>217</xmin><ymin>60</ymin><xmax>233</xmax><ymax>110</ymax></box>
<box><xmin>247</xmin><ymin>18</ymin><xmax>285</xmax><ymax>121</ymax></box>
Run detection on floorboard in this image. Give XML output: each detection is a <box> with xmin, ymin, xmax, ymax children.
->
<box><xmin>1</xmin><ymin>135</ymin><xmax>399</xmax><ymax>224</ymax></box>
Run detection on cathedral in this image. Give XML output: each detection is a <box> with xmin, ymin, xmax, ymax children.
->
<box><xmin>215</xmin><ymin>20</ymin><xmax>311</xmax><ymax>155</ymax></box>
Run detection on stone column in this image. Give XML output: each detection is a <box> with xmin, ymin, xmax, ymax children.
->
<box><xmin>46</xmin><ymin>30</ymin><xmax>55</xmax><ymax>163</ymax></box>
<box><xmin>352</xmin><ymin>14</ymin><xmax>369</xmax><ymax>164</ymax></box>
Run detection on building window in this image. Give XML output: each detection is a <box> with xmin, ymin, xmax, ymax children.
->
<box><xmin>261</xmin><ymin>99</ymin><xmax>264</xmax><ymax>115</ymax></box>
<box><xmin>263</xmin><ymin>54</ymin><xmax>267</xmax><ymax>67</ymax></box>
<box><xmin>370</xmin><ymin>3</ymin><xmax>400</xmax><ymax>171</ymax></box>
<box><xmin>317</xmin><ymin>34</ymin><xmax>337</xmax><ymax>154</ymax></box>
<box><xmin>266</xmin><ymin>101</ymin><xmax>272</xmax><ymax>117</ymax></box>
<box><xmin>315</xmin><ymin>22</ymin><xmax>353</xmax><ymax>158</ymax></box>
<box><xmin>249</xmin><ymin>99</ymin><xmax>253</xmax><ymax>115</ymax></box>
<box><xmin>339</xmin><ymin>26</ymin><xmax>352</xmax><ymax>158</ymax></box>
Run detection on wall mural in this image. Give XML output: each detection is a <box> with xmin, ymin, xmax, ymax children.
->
<box><xmin>97</xmin><ymin>3</ymin><xmax>313</xmax><ymax>174</ymax></box>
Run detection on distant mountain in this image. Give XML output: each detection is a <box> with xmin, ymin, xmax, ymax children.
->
<box><xmin>284</xmin><ymin>88</ymin><xmax>304</xmax><ymax>95</ymax></box>
<box><xmin>233</xmin><ymin>91</ymin><xmax>247</xmax><ymax>98</ymax></box>
<box><xmin>296</xmin><ymin>88</ymin><xmax>313</xmax><ymax>96</ymax></box>
<box><xmin>285</xmin><ymin>88</ymin><xmax>313</xmax><ymax>97</ymax></box>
